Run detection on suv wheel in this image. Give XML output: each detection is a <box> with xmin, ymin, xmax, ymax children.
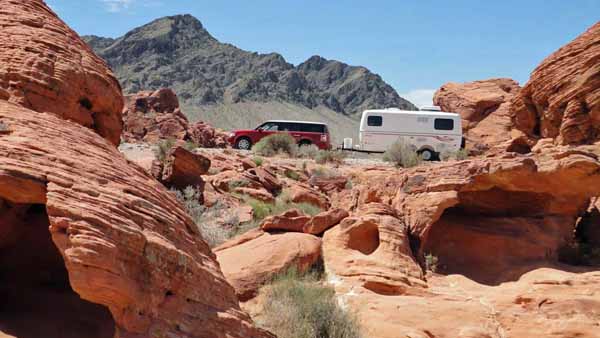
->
<box><xmin>236</xmin><ymin>137</ymin><xmax>252</xmax><ymax>150</ymax></box>
<box><xmin>298</xmin><ymin>140</ymin><xmax>312</xmax><ymax>147</ymax></box>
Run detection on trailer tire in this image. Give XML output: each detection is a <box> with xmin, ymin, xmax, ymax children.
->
<box><xmin>418</xmin><ymin>149</ymin><xmax>436</xmax><ymax>161</ymax></box>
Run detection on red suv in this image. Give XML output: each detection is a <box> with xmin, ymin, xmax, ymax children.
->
<box><xmin>228</xmin><ymin>120</ymin><xmax>332</xmax><ymax>150</ymax></box>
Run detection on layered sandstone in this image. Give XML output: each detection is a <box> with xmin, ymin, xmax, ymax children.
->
<box><xmin>0</xmin><ymin>0</ymin><xmax>123</xmax><ymax>146</ymax></box>
<box><xmin>0</xmin><ymin>100</ymin><xmax>274</xmax><ymax>338</ymax></box>
<box><xmin>511</xmin><ymin>22</ymin><xmax>600</xmax><ymax>145</ymax></box>
<box><xmin>434</xmin><ymin>78</ymin><xmax>520</xmax><ymax>152</ymax></box>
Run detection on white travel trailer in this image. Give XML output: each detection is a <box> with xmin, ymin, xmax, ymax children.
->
<box><xmin>354</xmin><ymin>107</ymin><xmax>463</xmax><ymax>160</ymax></box>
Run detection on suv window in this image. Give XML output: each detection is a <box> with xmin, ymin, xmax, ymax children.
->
<box><xmin>257</xmin><ymin>122</ymin><xmax>279</xmax><ymax>131</ymax></box>
<box><xmin>277</xmin><ymin>122</ymin><xmax>294</xmax><ymax>131</ymax></box>
<box><xmin>298</xmin><ymin>123</ymin><xmax>326</xmax><ymax>133</ymax></box>
<box><xmin>434</xmin><ymin>118</ymin><xmax>454</xmax><ymax>130</ymax></box>
<box><xmin>367</xmin><ymin>116</ymin><xmax>383</xmax><ymax>127</ymax></box>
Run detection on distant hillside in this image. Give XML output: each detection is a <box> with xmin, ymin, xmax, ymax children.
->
<box><xmin>83</xmin><ymin>14</ymin><xmax>416</xmax><ymax>138</ymax></box>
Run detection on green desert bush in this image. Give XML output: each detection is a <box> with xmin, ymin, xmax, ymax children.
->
<box><xmin>297</xmin><ymin>144</ymin><xmax>319</xmax><ymax>159</ymax></box>
<box><xmin>252</xmin><ymin>133</ymin><xmax>298</xmax><ymax>157</ymax></box>
<box><xmin>440</xmin><ymin>148</ymin><xmax>469</xmax><ymax>161</ymax></box>
<box><xmin>383</xmin><ymin>140</ymin><xmax>422</xmax><ymax>168</ymax></box>
<box><xmin>315</xmin><ymin>150</ymin><xmax>346</xmax><ymax>164</ymax></box>
<box><xmin>425</xmin><ymin>253</ymin><xmax>439</xmax><ymax>273</ymax></box>
<box><xmin>172</xmin><ymin>186</ymin><xmax>236</xmax><ymax>247</ymax></box>
<box><xmin>558</xmin><ymin>242</ymin><xmax>600</xmax><ymax>266</ymax></box>
<box><xmin>245</xmin><ymin>191</ymin><xmax>322</xmax><ymax>222</ymax></box>
<box><xmin>260</xmin><ymin>268</ymin><xmax>362</xmax><ymax>338</ymax></box>
<box><xmin>154</xmin><ymin>138</ymin><xmax>176</xmax><ymax>163</ymax></box>
<box><xmin>252</xmin><ymin>156</ymin><xmax>264</xmax><ymax>167</ymax></box>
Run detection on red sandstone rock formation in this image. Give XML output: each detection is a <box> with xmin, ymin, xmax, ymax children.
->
<box><xmin>152</xmin><ymin>146</ymin><xmax>210</xmax><ymax>196</ymax></box>
<box><xmin>260</xmin><ymin>209</ymin><xmax>311</xmax><ymax>232</ymax></box>
<box><xmin>434</xmin><ymin>78</ymin><xmax>520</xmax><ymax>152</ymax></box>
<box><xmin>0</xmin><ymin>0</ymin><xmax>123</xmax><ymax>146</ymax></box>
<box><xmin>511</xmin><ymin>22</ymin><xmax>600</xmax><ymax>145</ymax></box>
<box><xmin>123</xmin><ymin>88</ymin><xmax>229</xmax><ymax>147</ymax></box>
<box><xmin>0</xmin><ymin>2</ymin><xmax>272</xmax><ymax>337</ymax></box>
<box><xmin>215</xmin><ymin>229</ymin><xmax>322</xmax><ymax>301</ymax></box>
<box><xmin>0</xmin><ymin>101</ymin><xmax>273</xmax><ymax>338</ymax></box>
<box><xmin>303</xmin><ymin>208</ymin><xmax>349</xmax><ymax>235</ymax></box>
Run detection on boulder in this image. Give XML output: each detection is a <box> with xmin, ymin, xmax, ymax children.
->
<box><xmin>188</xmin><ymin>121</ymin><xmax>229</xmax><ymax>148</ymax></box>
<box><xmin>303</xmin><ymin>208</ymin><xmax>349</xmax><ymax>235</ymax></box>
<box><xmin>287</xmin><ymin>184</ymin><xmax>330</xmax><ymax>209</ymax></box>
<box><xmin>122</xmin><ymin>89</ymin><xmax>189</xmax><ymax>143</ymax></box>
<box><xmin>155</xmin><ymin>146</ymin><xmax>210</xmax><ymax>191</ymax></box>
<box><xmin>0</xmin><ymin>0</ymin><xmax>123</xmax><ymax>145</ymax></box>
<box><xmin>0</xmin><ymin>100</ymin><xmax>273</xmax><ymax>338</ymax></box>
<box><xmin>260</xmin><ymin>209</ymin><xmax>311</xmax><ymax>232</ymax></box>
<box><xmin>233</xmin><ymin>187</ymin><xmax>275</xmax><ymax>203</ymax></box>
<box><xmin>511</xmin><ymin>22</ymin><xmax>600</xmax><ymax>145</ymax></box>
<box><xmin>434</xmin><ymin>78</ymin><xmax>520</xmax><ymax>152</ymax></box>
<box><xmin>215</xmin><ymin>230</ymin><xmax>322</xmax><ymax>301</ymax></box>
<box><xmin>323</xmin><ymin>203</ymin><xmax>425</xmax><ymax>296</ymax></box>
<box><xmin>122</xmin><ymin>88</ymin><xmax>229</xmax><ymax>148</ymax></box>
<box><xmin>308</xmin><ymin>175</ymin><xmax>349</xmax><ymax>194</ymax></box>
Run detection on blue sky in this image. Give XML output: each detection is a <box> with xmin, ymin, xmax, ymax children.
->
<box><xmin>47</xmin><ymin>0</ymin><xmax>599</xmax><ymax>106</ymax></box>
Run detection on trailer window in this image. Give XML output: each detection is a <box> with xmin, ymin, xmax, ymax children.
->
<box><xmin>367</xmin><ymin>116</ymin><xmax>382</xmax><ymax>127</ymax></box>
<box><xmin>434</xmin><ymin>118</ymin><xmax>454</xmax><ymax>130</ymax></box>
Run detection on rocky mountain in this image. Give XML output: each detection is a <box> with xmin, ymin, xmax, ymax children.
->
<box><xmin>83</xmin><ymin>14</ymin><xmax>415</xmax><ymax>132</ymax></box>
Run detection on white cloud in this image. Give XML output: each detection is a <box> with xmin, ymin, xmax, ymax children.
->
<box><xmin>398</xmin><ymin>89</ymin><xmax>436</xmax><ymax>108</ymax></box>
<box><xmin>101</xmin><ymin>0</ymin><xmax>134</xmax><ymax>13</ymax></box>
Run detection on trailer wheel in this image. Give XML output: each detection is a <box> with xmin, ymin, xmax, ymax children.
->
<box><xmin>419</xmin><ymin>149</ymin><xmax>435</xmax><ymax>161</ymax></box>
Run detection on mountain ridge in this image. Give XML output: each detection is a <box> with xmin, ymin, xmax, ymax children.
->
<box><xmin>83</xmin><ymin>14</ymin><xmax>416</xmax><ymax>135</ymax></box>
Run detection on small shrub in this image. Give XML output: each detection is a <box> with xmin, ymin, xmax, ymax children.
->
<box><xmin>383</xmin><ymin>140</ymin><xmax>422</xmax><ymax>168</ymax></box>
<box><xmin>315</xmin><ymin>150</ymin><xmax>346</xmax><ymax>164</ymax></box>
<box><xmin>260</xmin><ymin>268</ymin><xmax>362</xmax><ymax>338</ymax></box>
<box><xmin>284</xmin><ymin>169</ymin><xmax>301</xmax><ymax>181</ymax></box>
<box><xmin>228</xmin><ymin>179</ymin><xmax>251</xmax><ymax>191</ymax></box>
<box><xmin>172</xmin><ymin>186</ymin><xmax>234</xmax><ymax>247</ymax></box>
<box><xmin>183</xmin><ymin>140</ymin><xmax>199</xmax><ymax>152</ymax></box>
<box><xmin>0</xmin><ymin>121</ymin><xmax>9</xmax><ymax>132</ymax></box>
<box><xmin>252</xmin><ymin>156</ymin><xmax>264</xmax><ymax>167</ymax></box>
<box><xmin>208</xmin><ymin>168</ymin><xmax>221</xmax><ymax>175</ymax></box>
<box><xmin>297</xmin><ymin>144</ymin><xmax>319</xmax><ymax>159</ymax></box>
<box><xmin>245</xmin><ymin>192</ymin><xmax>323</xmax><ymax>222</ymax></box>
<box><xmin>155</xmin><ymin>138</ymin><xmax>176</xmax><ymax>163</ymax></box>
<box><xmin>440</xmin><ymin>148</ymin><xmax>469</xmax><ymax>161</ymax></box>
<box><xmin>253</xmin><ymin>133</ymin><xmax>298</xmax><ymax>157</ymax></box>
<box><xmin>425</xmin><ymin>253</ymin><xmax>439</xmax><ymax>273</ymax></box>
<box><xmin>345</xmin><ymin>180</ymin><xmax>353</xmax><ymax>190</ymax></box>
<box><xmin>310</xmin><ymin>166</ymin><xmax>340</xmax><ymax>179</ymax></box>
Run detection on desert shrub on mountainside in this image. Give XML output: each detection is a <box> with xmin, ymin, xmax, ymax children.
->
<box><xmin>154</xmin><ymin>138</ymin><xmax>176</xmax><ymax>163</ymax></box>
<box><xmin>284</xmin><ymin>169</ymin><xmax>301</xmax><ymax>181</ymax></box>
<box><xmin>259</xmin><ymin>268</ymin><xmax>362</xmax><ymax>338</ymax></box>
<box><xmin>383</xmin><ymin>140</ymin><xmax>422</xmax><ymax>168</ymax></box>
<box><xmin>252</xmin><ymin>133</ymin><xmax>298</xmax><ymax>157</ymax></box>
